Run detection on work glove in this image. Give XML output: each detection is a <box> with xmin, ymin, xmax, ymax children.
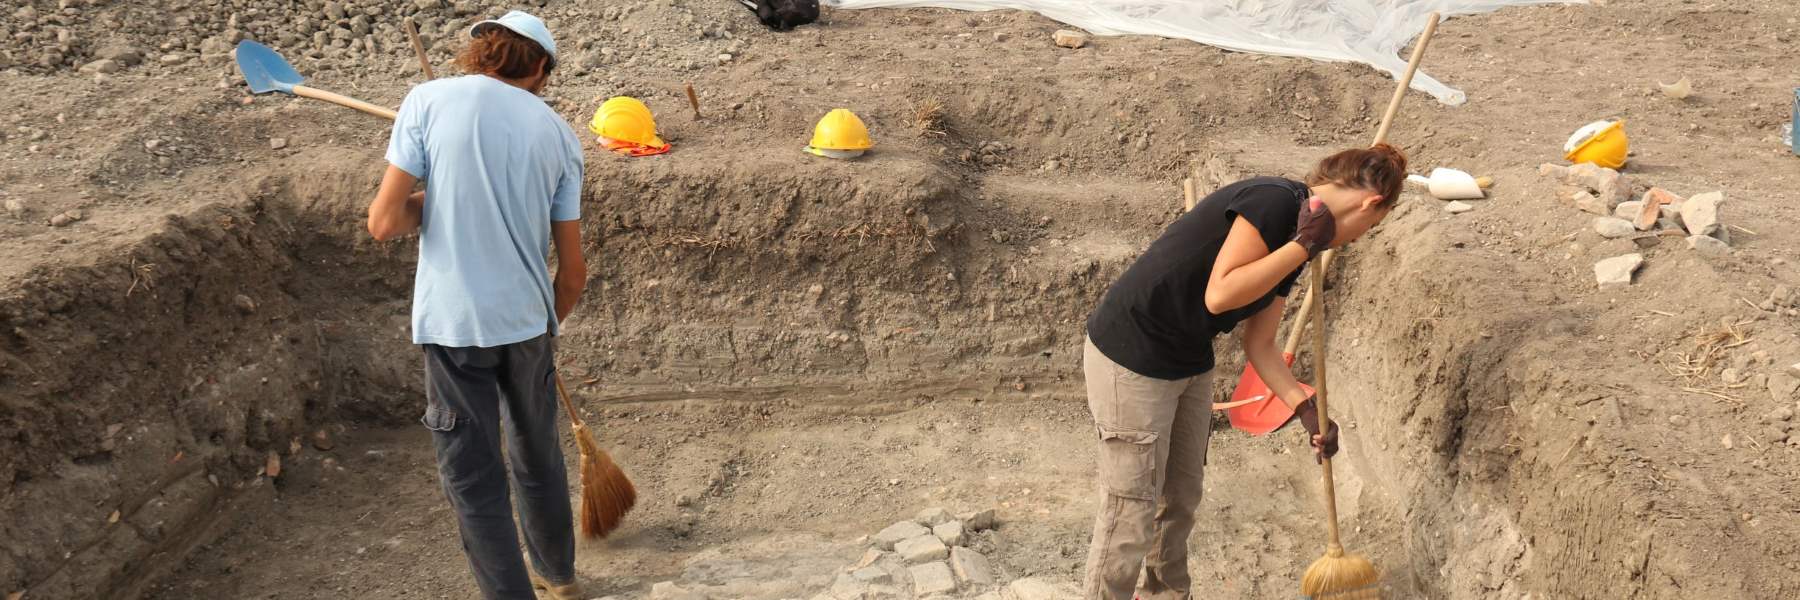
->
<box><xmin>1291</xmin><ymin>197</ymin><xmax>1336</xmax><ymax>258</ymax></box>
<box><xmin>1292</xmin><ymin>398</ymin><xmax>1340</xmax><ymax>462</ymax></box>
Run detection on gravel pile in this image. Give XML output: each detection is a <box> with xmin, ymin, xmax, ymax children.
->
<box><xmin>2</xmin><ymin>0</ymin><xmax>759</xmax><ymax>82</ymax></box>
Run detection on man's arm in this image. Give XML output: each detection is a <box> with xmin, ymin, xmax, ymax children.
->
<box><xmin>551</xmin><ymin>220</ymin><xmax>586</xmax><ymax>322</ymax></box>
<box><xmin>368</xmin><ymin>165</ymin><xmax>424</xmax><ymax>241</ymax></box>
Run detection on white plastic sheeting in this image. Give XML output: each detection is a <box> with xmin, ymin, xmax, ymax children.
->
<box><xmin>822</xmin><ymin>0</ymin><xmax>1582</xmax><ymax>105</ymax></box>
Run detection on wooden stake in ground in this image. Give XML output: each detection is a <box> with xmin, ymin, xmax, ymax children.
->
<box><xmin>685</xmin><ymin>84</ymin><xmax>701</xmax><ymax>119</ymax></box>
<box><xmin>1300</xmin><ymin>13</ymin><xmax>1442</xmax><ymax>599</ymax></box>
<box><xmin>553</xmin><ymin>373</ymin><xmax>637</xmax><ymax>538</ymax></box>
<box><xmin>404</xmin><ymin>18</ymin><xmax>434</xmax><ymax>80</ymax></box>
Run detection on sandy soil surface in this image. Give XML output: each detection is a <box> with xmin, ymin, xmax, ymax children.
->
<box><xmin>3</xmin><ymin>0</ymin><xmax>1799</xmax><ymax>599</ymax></box>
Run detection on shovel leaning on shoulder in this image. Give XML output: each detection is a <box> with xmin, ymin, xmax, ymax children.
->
<box><xmin>234</xmin><ymin>40</ymin><xmax>397</xmax><ymax>120</ymax></box>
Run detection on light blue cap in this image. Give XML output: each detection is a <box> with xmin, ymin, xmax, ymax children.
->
<box><xmin>470</xmin><ymin>10</ymin><xmax>557</xmax><ymax>62</ymax></box>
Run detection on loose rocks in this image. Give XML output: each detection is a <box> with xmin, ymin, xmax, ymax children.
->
<box><xmin>874</xmin><ymin>520</ymin><xmax>930</xmax><ymax>550</ymax></box>
<box><xmin>962</xmin><ymin>508</ymin><xmax>997</xmax><ymax>531</ymax></box>
<box><xmin>1593</xmin><ymin>217</ymin><xmax>1634</xmax><ymax>238</ymax></box>
<box><xmin>1542</xmin><ymin>162</ymin><xmax>1630</xmax><ymax>214</ymax></box>
<box><xmin>1638</xmin><ymin>187</ymin><xmax>1682</xmax><ymax>230</ymax></box>
<box><xmin>851</xmin><ymin>566</ymin><xmax>890</xmax><ymax>583</ymax></box>
<box><xmin>1008</xmin><ymin>577</ymin><xmax>1079</xmax><ymax>600</ymax></box>
<box><xmin>1680</xmin><ymin>191</ymin><xmax>1724</xmax><ymax>238</ymax></box>
<box><xmin>910</xmin><ymin>561</ymin><xmax>958</xmax><ymax>595</ymax></box>
<box><xmin>79</xmin><ymin>59</ymin><xmax>121</xmax><ymax>74</ymax></box>
<box><xmin>1686</xmin><ymin>235</ymin><xmax>1729</xmax><ymax>256</ymax></box>
<box><xmin>1052</xmin><ymin>30</ymin><xmax>1089</xmax><ymax>49</ymax></box>
<box><xmin>1771</xmin><ymin>372</ymin><xmax>1799</xmax><ymax>403</ymax></box>
<box><xmin>950</xmin><ymin>547</ymin><xmax>995</xmax><ymax>586</ymax></box>
<box><xmin>915</xmin><ymin>506</ymin><xmax>954</xmax><ymax>526</ymax></box>
<box><xmin>932</xmin><ymin>520</ymin><xmax>964</xmax><ymax>546</ymax></box>
<box><xmin>1593</xmin><ymin>253</ymin><xmax>1644</xmax><ymax>288</ymax></box>
<box><xmin>49</xmin><ymin>209</ymin><xmax>86</xmax><ymax>227</ymax></box>
<box><xmin>270</xmin><ymin>137</ymin><xmax>288</xmax><ymax>150</ymax></box>
<box><xmin>650</xmin><ymin>581</ymin><xmax>703</xmax><ymax>600</ymax></box>
<box><xmin>1444</xmin><ymin>201</ymin><xmax>1474</xmax><ymax>214</ymax></box>
<box><xmin>896</xmin><ymin>534</ymin><xmax>949</xmax><ymax>563</ymax></box>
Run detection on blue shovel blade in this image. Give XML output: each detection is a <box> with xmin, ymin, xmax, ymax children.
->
<box><xmin>235</xmin><ymin>40</ymin><xmax>303</xmax><ymax>95</ymax></box>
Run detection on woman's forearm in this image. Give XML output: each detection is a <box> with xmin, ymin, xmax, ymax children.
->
<box><xmin>1205</xmin><ymin>242</ymin><xmax>1310</xmax><ymax>313</ymax></box>
<box><xmin>1243</xmin><ymin>336</ymin><xmax>1309</xmax><ymax>409</ymax></box>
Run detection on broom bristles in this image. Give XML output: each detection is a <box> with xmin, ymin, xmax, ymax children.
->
<box><xmin>571</xmin><ymin>422</ymin><xmax>635</xmax><ymax>539</ymax></box>
<box><xmin>1302</xmin><ymin>549</ymin><xmax>1381</xmax><ymax>599</ymax></box>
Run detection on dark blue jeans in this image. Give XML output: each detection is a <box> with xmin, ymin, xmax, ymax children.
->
<box><xmin>421</xmin><ymin>333</ymin><xmax>575</xmax><ymax>600</ymax></box>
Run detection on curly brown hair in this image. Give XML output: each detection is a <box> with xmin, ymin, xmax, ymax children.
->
<box><xmin>455</xmin><ymin>26</ymin><xmax>554</xmax><ymax>79</ymax></box>
<box><xmin>1305</xmin><ymin>143</ymin><xmax>1408</xmax><ymax>206</ymax></box>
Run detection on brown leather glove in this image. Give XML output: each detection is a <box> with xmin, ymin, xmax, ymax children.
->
<box><xmin>1291</xmin><ymin>197</ymin><xmax>1336</xmax><ymax>257</ymax></box>
<box><xmin>1293</xmin><ymin>398</ymin><xmax>1340</xmax><ymax>462</ymax></box>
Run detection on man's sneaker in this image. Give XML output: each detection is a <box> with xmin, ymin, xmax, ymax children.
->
<box><xmin>529</xmin><ymin>572</ymin><xmax>583</xmax><ymax>600</ymax></box>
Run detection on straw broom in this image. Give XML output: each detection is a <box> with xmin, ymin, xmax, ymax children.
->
<box><xmin>1298</xmin><ymin>12</ymin><xmax>1441</xmax><ymax>598</ymax></box>
<box><xmin>553</xmin><ymin>373</ymin><xmax>636</xmax><ymax>538</ymax></box>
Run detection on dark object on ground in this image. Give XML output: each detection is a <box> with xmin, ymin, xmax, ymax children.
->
<box><xmin>737</xmin><ymin>0</ymin><xmax>819</xmax><ymax>31</ymax></box>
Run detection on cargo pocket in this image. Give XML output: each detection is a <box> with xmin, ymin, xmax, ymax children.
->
<box><xmin>1096</xmin><ymin>426</ymin><xmax>1159</xmax><ymax>500</ymax></box>
<box><xmin>421</xmin><ymin>404</ymin><xmax>458</xmax><ymax>432</ymax></box>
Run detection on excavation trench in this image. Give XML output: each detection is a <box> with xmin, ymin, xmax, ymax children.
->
<box><xmin>0</xmin><ymin>150</ymin><xmax>1766</xmax><ymax>599</ymax></box>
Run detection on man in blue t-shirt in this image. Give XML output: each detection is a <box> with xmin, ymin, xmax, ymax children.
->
<box><xmin>366</xmin><ymin>11</ymin><xmax>586</xmax><ymax>600</ymax></box>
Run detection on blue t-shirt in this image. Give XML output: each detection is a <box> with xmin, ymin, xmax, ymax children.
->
<box><xmin>384</xmin><ymin>75</ymin><xmax>584</xmax><ymax>348</ymax></box>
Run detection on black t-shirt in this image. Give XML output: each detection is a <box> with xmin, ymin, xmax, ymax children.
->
<box><xmin>1086</xmin><ymin>177</ymin><xmax>1309</xmax><ymax>379</ymax></box>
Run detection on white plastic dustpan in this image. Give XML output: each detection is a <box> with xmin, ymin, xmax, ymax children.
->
<box><xmin>1407</xmin><ymin>167</ymin><xmax>1486</xmax><ymax>200</ymax></box>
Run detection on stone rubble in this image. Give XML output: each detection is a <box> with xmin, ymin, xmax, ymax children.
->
<box><xmin>793</xmin><ymin>506</ymin><xmax>1026</xmax><ymax>599</ymax></box>
<box><xmin>949</xmin><ymin>546</ymin><xmax>995</xmax><ymax>586</ymax></box>
<box><xmin>1541</xmin><ymin>162</ymin><xmax>1630</xmax><ymax>215</ymax></box>
<box><xmin>1679</xmin><ymin>191</ymin><xmax>1724</xmax><ymax>239</ymax></box>
<box><xmin>1593</xmin><ymin>217</ymin><xmax>1634</xmax><ymax>238</ymax></box>
<box><xmin>873</xmin><ymin>520</ymin><xmax>930</xmax><ymax>550</ymax></box>
<box><xmin>909</xmin><ymin>561</ymin><xmax>958</xmax><ymax>595</ymax></box>
<box><xmin>1685</xmin><ymin>235</ymin><xmax>1729</xmax><ymax>256</ymax></box>
<box><xmin>932</xmin><ymin>520</ymin><xmax>964</xmax><ymax>546</ymax></box>
<box><xmin>895</xmin><ymin>534</ymin><xmax>949</xmax><ymax>563</ymax></box>
<box><xmin>1593</xmin><ymin>253</ymin><xmax>1643</xmax><ymax>288</ymax></box>
<box><xmin>1052</xmin><ymin>29</ymin><xmax>1090</xmax><ymax>49</ymax></box>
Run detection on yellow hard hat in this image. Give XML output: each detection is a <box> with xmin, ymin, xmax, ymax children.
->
<box><xmin>1564</xmin><ymin>120</ymin><xmax>1628</xmax><ymax>169</ymax></box>
<box><xmin>589</xmin><ymin>96</ymin><xmax>665</xmax><ymax>148</ymax></box>
<box><xmin>807</xmin><ymin>108</ymin><xmax>873</xmax><ymax>152</ymax></box>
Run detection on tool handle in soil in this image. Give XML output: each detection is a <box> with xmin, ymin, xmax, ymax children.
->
<box><xmin>404</xmin><ymin>18</ymin><xmax>434</xmax><ymax>80</ymax></box>
<box><xmin>1308</xmin><ymin>260</ymin><xmax>1345</xmax><ymax>549</ymax></box>
<box><xmin>1281</xmin><ymin>12</ymin><xmax>1439</xmax><ymax>357</ymax></box>
<box><xmin>685</xmin><ymin>84</ymin><xmax>701</xmax><ymax>119</ymax></box>
<box><xmin>293</xmin><ymin>85</ymin><xmax>398</xmax><ymax>120</ymax></box>
<box><xmin>552</xmin><ymin>372</ymin><xmax>586</xmax><ymax>429</ymax></box>
<box><xmin>1372</xmin><ymin>12</ymin><xmax>1439</xmax><ymax>146</ymax></box>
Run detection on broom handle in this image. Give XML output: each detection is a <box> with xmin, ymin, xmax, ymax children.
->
<box><xmin>552</xmin><ymin>371</ymin><xmax>586</xmax><ymax>429</ymax></box>
<box><xmin>1309</xmin><ymin>264</ymin><xmax>1346</xmax><ymax>551</ymax></box>
<box><xmin>1306</xmin><ymin>11</ymin><xmax>1439</xmax><ymax>554</ymax></box>
<box><xmin>1279</xmin><ymin>12</ymin><xmax>1438</xmax><ymax>359</ymax></box>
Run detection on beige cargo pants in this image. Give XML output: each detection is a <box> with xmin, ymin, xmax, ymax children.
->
<box><xmin>1082</xmin><ymin>337</ymin><xmax>1215</xmax><ymax>600</ymax></box>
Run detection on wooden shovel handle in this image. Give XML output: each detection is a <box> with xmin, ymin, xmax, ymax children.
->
<box><xmin>293</xmin><ymin>85</ymin><xmax>397</xmax><ymax>120</ymax></box>
<box><xmin>404</xmin><ymin>18</ymin><xmax>434</xmax><ymax>80</ymax></box>
<box><xmin>1372</xmin><ymin>13</ymin><xmax>1440</xmax><ymax>145</ymax></box>
<box><xmin>1279</xmin><ymin>12</ymin><xmax>1439</xmax><ymax>357</ymax></box>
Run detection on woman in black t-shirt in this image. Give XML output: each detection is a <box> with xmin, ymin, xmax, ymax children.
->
<box><xmin>1080</xmin><ymin>145</ymin><xmax>1408</xmax><ymax>599</ymax></box>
